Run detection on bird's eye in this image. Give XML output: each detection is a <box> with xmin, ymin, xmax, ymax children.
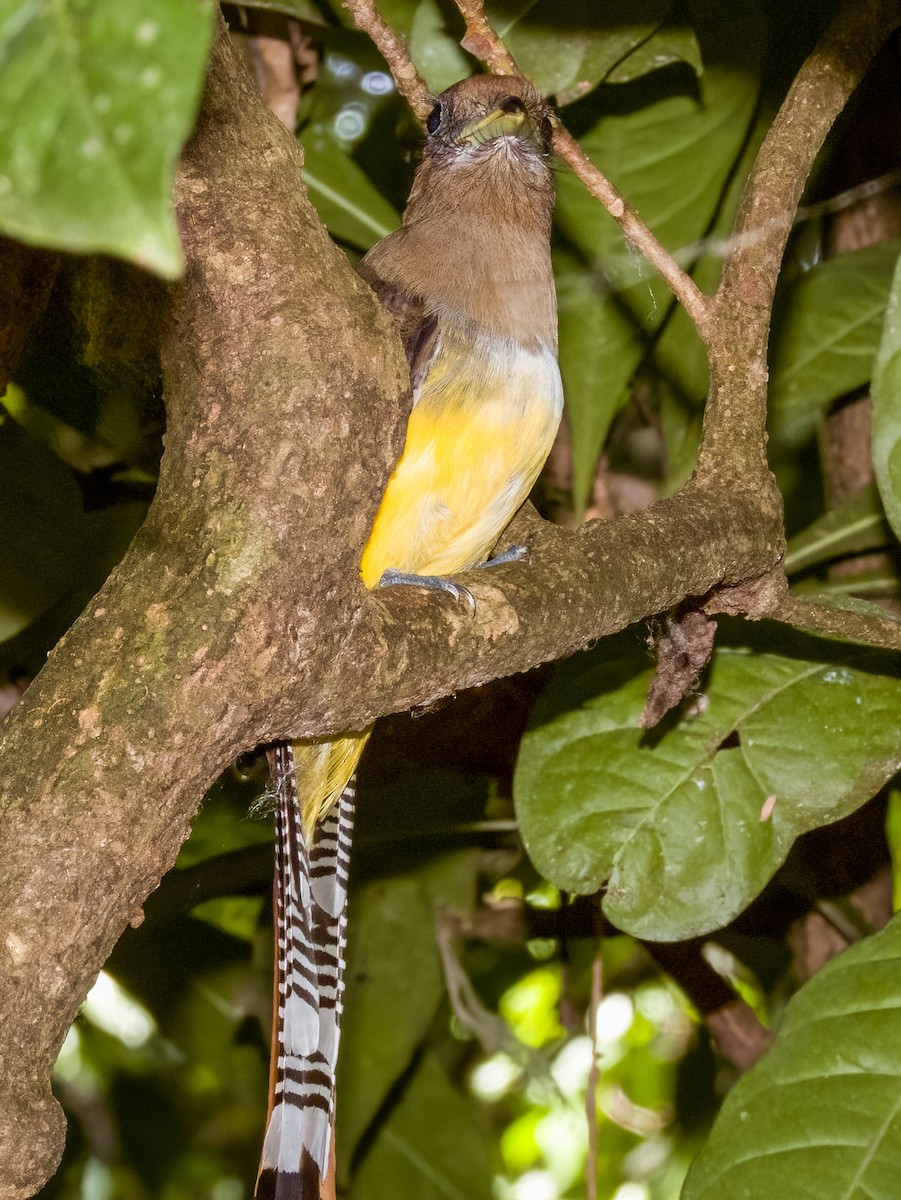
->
<box><xmin>426</xmin><ymin>103</ymin><xmax>442</xmax><ymax>134</ymax></box>
<box><xmin>499</xmin><ymin>96</ymin><xmax>526</xmax><ymax>115</ymax></box>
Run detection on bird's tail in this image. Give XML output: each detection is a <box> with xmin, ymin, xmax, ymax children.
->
<box><xmin>256</xmin><ymin>741</ymin><xmax>356</xmax><ymax>1199</ymax></box>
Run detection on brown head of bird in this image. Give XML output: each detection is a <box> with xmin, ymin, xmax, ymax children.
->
<box><xmin>361</xmin><ymin>75</ymin><xmax>557</xmax><ymax>346</ymax></box>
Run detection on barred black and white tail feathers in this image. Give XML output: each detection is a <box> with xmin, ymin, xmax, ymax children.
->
<box><xmin>257</xmin><ymin>743</ymin><xmax>354</xmax><ymax>1199</ymax></box>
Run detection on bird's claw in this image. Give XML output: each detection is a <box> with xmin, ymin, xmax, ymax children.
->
<box><xmin>378</xmin><ymin>569</ymin><xmax>476</xmax><ymax>612</ymax></box>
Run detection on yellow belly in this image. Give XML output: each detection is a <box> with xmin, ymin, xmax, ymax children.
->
<box><xmin>361</xmin><ymin>328</ymin><xmax>563</xmax><ymax>586</ymax></box>
<box><xmin>298</xmin><ymin>326</ymin><xmax>562</xmax><ymax>836</ymax></box>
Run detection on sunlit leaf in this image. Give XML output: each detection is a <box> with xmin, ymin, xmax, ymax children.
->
<box><xmin>683</xmin><ymin>914</ymin><xmax>901</xmax><ymax>1200</ymax></box>
<box><xmin>0</xmin><ymin>0</ymin><xmax>214</xmax><ymax>276</ymax></box>
<box><xmin>514</xmin><ymin>644</ymin><xmax>901</xmax><ymax>940</ymax></box>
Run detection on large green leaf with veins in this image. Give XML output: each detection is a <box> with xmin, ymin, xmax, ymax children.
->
<box><xmin>683</xmin><ymin>914</ymin><xmax>901</xmax><ymax>1200</ymax></box>
<box><xmin>514</xmin><ymin>644</ymin><xmax>901</xmax><ymax>941</ymax></box>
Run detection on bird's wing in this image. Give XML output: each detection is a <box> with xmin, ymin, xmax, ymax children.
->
<box><xmin>357</xmin><ymin>262</ymin><xmax>440</xmax><ymax>394</ymax></box>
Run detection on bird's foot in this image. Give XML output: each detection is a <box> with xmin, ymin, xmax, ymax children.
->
<box><xmin>378</xmin><ymin>548</ymin><xmax>526</xmax><ymax>612</ymax></box>
<box><xmin>378</xmin><ymin>568</ymin><xmax>476</xmax><ymax>611</ymax></box>
<box><xmin>478</xmin><ymin>544</ymin><xmax>527</xmax><ymax>569</ymax></box>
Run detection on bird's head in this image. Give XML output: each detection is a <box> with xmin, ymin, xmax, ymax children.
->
<box><xmin>422</xmin><ymin>75</ymin><xmax>553</xmax><ymax>167</ymax></box>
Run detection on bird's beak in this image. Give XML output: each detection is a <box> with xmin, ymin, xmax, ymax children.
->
<box><xmin>457</xmin><ymin>107</ymin><xmax>527</xmax><ymax>146</ymax></box>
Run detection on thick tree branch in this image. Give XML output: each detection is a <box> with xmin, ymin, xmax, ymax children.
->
<box><xmin>700</xmin><ymin>0</ymin><xmax>901</xmax><ymax>484</ymax></box>
<box><xmin>2</xmin><ymin>4</ymin><xmax>901</xmax><ymax>1194</ymax></box>
<box><xmin>0</xmin><ymin>23</ymin><xmax>411</xmax><ymax>1195</ymax></box>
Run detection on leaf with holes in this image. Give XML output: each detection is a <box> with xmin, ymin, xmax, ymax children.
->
<box><xmin>683</xmin><ymin>913</ymin><xmax>901</xmax><ymax>1200</ymax></box>
<box><xmin>514</xmin><ymin>645</ymin><xmax>901</xmax><ymax>941</ymax></box>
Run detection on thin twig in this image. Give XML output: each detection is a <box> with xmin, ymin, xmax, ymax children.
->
<box><xmin>551</xmin><ymin>125</ymin><xmax>716</xmax><ymax>343</ymax></box>
<box><xmin>455</xmin><ymin>0</ymin><xmax>518</xmax><ymax>74</ymax></box>
<box><xmin>451</xmin><ymin>0</ymin><xmax>716</xmax><ymax>344</ymax></box>
<box><xmin>705</xmin><ymin>1002</ymin><xmax>773</xmax><ymax>1073</ymax></box>
<box><xmin>343</xmin><ymin>0</ymin><xmax>433</xmax><ymax>120</ymax></box>
<box><xmin>766</xmin><ymin>592</ymin><xmax>901</xmax><ymax>652</ymax></box>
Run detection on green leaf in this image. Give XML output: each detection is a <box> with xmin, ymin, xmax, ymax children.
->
<box><xmin>785</xmin><ymin>483</ymin><xmax>894</xmax><ymax>574</ymax></box>
<box><xmin>651</xmin><ymin>106</ymin><xmax>770</xmax><ymax>418</ymax></box>
<box><xmin>769</xmin><ymin>242</ymin><xmax>901</xmax><ymax>448</ymax></box>
<box><xmin>514</xmin><ymin>645</ymin><xmax>901</xmax><ymax>941</ymax></box>
<box><xmin>351</xmin><ymin>1052</ymin><xmax>494</xmax><ymax>1200</ymax></box>
<box><xmin>337</xmin><ymin>850</ymin><xmax>480</xmax><ymax>1182</ymax></box>
<box><xmin>408</xmin><ymin>0</ymin><xmax>471</xmax><ymax>94</ymax></box>
<box><xmin>301</xmin><ymin>129</ymin><xmax>400</xmax><ymax>249</ymax></box>
<box><xmin>554</xmin><ymin>246</ymin><xmax>635</xmax><ymax>497</ymax></box>
<box><xmin>348</xmin><ymin>0</ymin><xmax>469</xmax><ymax>92</ymax></box>
<box><xmin>683</xmin><ymin>914</ymin><xmax>901</xmax><ymax>1200</ymax></box>
<box><xmin>872</xmin><ymin>248</ymin><xmax>901</xmax><ymax>541</ymax></box>
<box><xmin>485</xmin><ymin>0</ymin><xmax>675</xmax><ymax>103</ymax></box>
<box><xmin>555</xmin><ymin>1</ymin><xmax>763</xmax><ymax>506</ymax></box>
<box><xmin>605</xmin><ymin>21</ymin><xmax>702</xmax><ymax>86</ymax></box>
<box><xmin>888</xmin><ymin>789</ymin><xmax>901</xmax><ymax>913</ymax></box>
<box><xmin>0</xmin><ymin>0</ymin><xmax>214</xmax><ymax>277</ymax></box>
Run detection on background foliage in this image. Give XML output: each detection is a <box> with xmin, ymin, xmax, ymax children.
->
<box><xmin>1</xmin><ymin>1</ymin><xmax>900</xmax><ymax>1198</ymax></box>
